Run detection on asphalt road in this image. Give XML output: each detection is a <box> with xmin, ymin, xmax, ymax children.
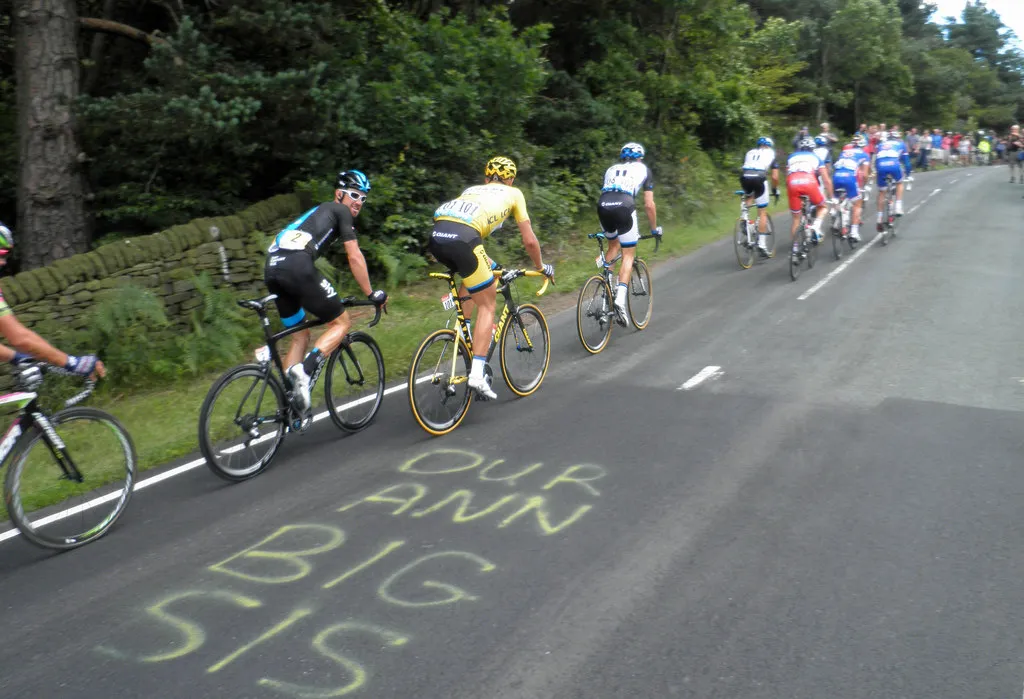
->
<box><xmin>2</xmin><ymin>165</ymin><xmax>1023</xmax><ymax>699</ymax></box>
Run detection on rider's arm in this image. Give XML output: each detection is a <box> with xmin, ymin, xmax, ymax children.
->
<box><xmin>0</xmin><ymin>313</ymin><xmax>69</xmax><ymax>367</ymax></box>
<box><xmin>643</xmin><ymin>190</ymin><xmax>657</xmax><ymax>229</ymax></box>
<box><xmin>342</xmin><ymin>240</ymin><xmax>374</xmax><ymax>297</ymax></box>
<box><xmin>516</xmin><ymin>220</ymin><xmax>544</xmax><ymax>271</ymax></box>
<box><xmin>771</xmin><ymin>167</ymin><xmax>780</xmax><ymax>189</ymax></box>
<box><xmin>819</xmin><ymin>167</ymin><xmax>834</xmax><ymax>198</ymax></box>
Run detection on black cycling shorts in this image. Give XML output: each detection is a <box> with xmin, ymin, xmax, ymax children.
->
<box><xmin>739</xmin><ymin>173</ymin><xmax>767</xmax><ymax>198</ymax></box>
<box><xmin>428</xmin><ymin>220</ymin><xmax>494</xmax><ymax>292</ymax></box>
<box><xmin>597</xmin><ymin>192</ymin><xmax>641</xmax><ymax>246</ymax></box>
<box><xmin>264</xmin><ymin>251</ymin><xmax>344</xmax><ymax>327</ymax></box>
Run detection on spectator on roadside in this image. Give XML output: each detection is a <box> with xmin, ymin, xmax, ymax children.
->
<box><xmin>792</xmin><ymin>125</ymin><xmax>811</xmax><ymax>149</ymax></box>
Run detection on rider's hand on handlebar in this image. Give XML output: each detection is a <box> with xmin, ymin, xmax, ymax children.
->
<box><xmin>540</xmin><ymin>263</ymin><xmax>555</xmax><ymax>280</ymax></box>
<box><xmin>65</xmin><ymin>354</ymin><xmax>106</xmax><ymax>379</ymax></box>
<box><xmin>652</xmin><ymin>226</ymin><xmax>663</xmax><ymax>238</ymax></box>
<box><xmin>368</xmin><ymin>289</ymin><xmax>388</xmax><ymax>311</ymax></box>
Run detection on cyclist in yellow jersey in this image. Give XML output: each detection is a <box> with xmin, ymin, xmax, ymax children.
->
<box><xmin>429</xmin><ymin>156</ymin><xmax>554</xmax><ymax>400</ymax></box>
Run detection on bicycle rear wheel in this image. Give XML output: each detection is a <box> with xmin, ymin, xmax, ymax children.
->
<box><xmin>831</xmin><ymin>211</ymin><xmax>843</xmax><ymax>260</ymax></box>
<box><xmin>734</xmin><ymin>219</ymin><xmax>754</xmax><ymax>269</ymax></box>
<box><xmin>4</xmin><ymin>407</ymin><xmax>136</xmax><ymax>550</ymax></box>
<box><xmin>763</xmin><ymin>216</ymin><xmax>776</xmax><ymax>258</ymax></box>
<box><xmin>409</xmin><ymin>329</ymin><xmax>473</xmax><ymax>436</ymax></box>
<box><xmin>501</xmin><ymin>303</ymin><xmax>550</xmax><ymax>397</ymax></box>
<box><xmin>807</xmin><ymin>229</ymin><xmax>817</xmax><ymax>269</ymax></box>
<box><xmin>576</xmin><ymin>276</ymin><xmax>614</xmax><ymax>354</ymax></box>
<box><xmin>198</xmin><ymin>364</ymin><xmax>288</xmax><ymax>482</ymax></box>
<box><xmin>628</xmin><ymin>259</ymin><xmax>653</xmax><ymax>330</ymax></box>
<box><xmin>881</xmin><ymin>201</ymin><xmax>891</xmax><ymax>246</ymax></box>
<box><xmin>325</xmin><ymin>332</ymin><xmax>385</xmax><ymax>432</ymax></box>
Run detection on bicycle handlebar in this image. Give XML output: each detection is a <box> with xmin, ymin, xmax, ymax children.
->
<box><xmin>589</xmin><ymin>231</ymin><xmax>661</xmax><ymax>252</ymax></box>
<box><xmin>340</xmin><ymin>297</ymin><xmax>386</xmax><ymax>328</ymax></box>
<box><xmin>13</xmin><ymin>360</ymin><xmax>97</xmax><ymax>407</ymax></box>
<box><xmin>493</xmin><ymin>268</ymin><xmax>552</xmax><ymax>297</ymax></box>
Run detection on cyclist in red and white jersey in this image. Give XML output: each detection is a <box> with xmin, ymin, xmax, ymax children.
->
<box><xmin>786</xmin><ymin>137</ymin><xmax>833</xmax><ymax>256</ymax></box>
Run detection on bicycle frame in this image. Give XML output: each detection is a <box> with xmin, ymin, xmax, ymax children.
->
<box><xmin>430</xmin><ymin>269</ymin><xmax>549</xmax><ymax>385</ymax></box>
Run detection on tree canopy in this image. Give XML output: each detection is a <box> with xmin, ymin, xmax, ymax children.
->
<box><xmin>1</xmin><ymin>0</ymin><xmax>1021</xmax><ymax>270</ymax></box>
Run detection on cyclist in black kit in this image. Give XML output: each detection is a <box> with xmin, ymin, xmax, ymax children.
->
<box><xmin>264</xmin><ymin>169</ymin><xmax>388</xmax><ymax>415</ymax></box>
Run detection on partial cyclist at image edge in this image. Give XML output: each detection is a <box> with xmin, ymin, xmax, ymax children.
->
<box><xmin>0</xmin><ymin>223</ymin><xmax>105</xmax><ymax>378</ymax></box>
<box><xmin>874</xmin><ymin>128</ymin><xmax>910</xmax><ymax>230</ymax></box>
<box><xmin>264</xmin><ymin>169</ymin><xmax>388</xmax><ymax>416</ymax></box>
<box><xmin>739</xmin><ymin>136</ymin><xmax>780</xmax><ymax>256</ymax></box>
<box><xmin>597</xmin><ymin>142</ymin><xmax>663</xmax><ymax>319</ymax></box>
<box><xmin>785</xmin><ymin>137</ymin><xmax>833</xmax><ymax>254</ymax></box>
<box><xmin>429</xmin><ymin>156</ymin><xmax>554</xmax><ymax>401</ymax></box>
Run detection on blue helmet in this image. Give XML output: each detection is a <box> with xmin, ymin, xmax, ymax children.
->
<box><xmin>814</xmin><ymin>135</ymin><xmax>829</xmax><ymax>147</ymax></box>
<box><xmin>757</xmin><ymin>136</ymin><xmax>774</xmax><ymax>148</ymax></box>
<box><xmin>620</xmin><ymin>142</ymin><xmax>645</xmax><ymax>160</ymax></box>
<box><xmin>337</xmin><ymin>169</ymin><xmax>371</xmax><ymax>193</ymax></box>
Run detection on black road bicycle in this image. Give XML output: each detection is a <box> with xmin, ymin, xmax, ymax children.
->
<box><xmin>789</xmin><ymin>195</ymin><xmax>819</xmax><ymax>281</ymax></box>
<box><xmin>576</xmin><ymin>232</ymin><xmax>659</xmax><ymax>354</ymax></box>
<box><xmin>2</xmin><ymin>362</ymin><xmax>136</xmax><ymax>550</ymax></box>
<box><xmin>198</xmin><ymin>294</ymin><xmax>385</xmax><ymax>482</ymax></box>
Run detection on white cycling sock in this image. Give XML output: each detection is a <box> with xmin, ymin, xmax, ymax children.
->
<box><xmin>470</xmin><ymin>355</ymin><xmax>486</xmax><ymax>380</ymax></box>
<box><xmin>876</xmin><ymin>211</ymin><xmax>884</xmax><ymax>222</ymax></box>
<box><xmin>758</xmin><ymin>233</ymin><xmax>767</xmax><ymax>247</ymax></box>
<box><xmin>615</xmin><ymin>283</ymin><xmax>627</xmax><ymax>306</ymax></box>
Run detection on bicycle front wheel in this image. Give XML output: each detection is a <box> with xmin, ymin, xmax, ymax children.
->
<box><xmin>409</xmin><ymin>329</ymin><xmax>473</xmax><ymax>436</ymax></box>
<box><xmin>831</xmin><ymin>214</ymin><xmax>843</xmax><ymax>261</ymax></box>
<box><xmin>734</xmin><ymin>219</ymin><xmax>754</xmax><ymax>269</ymax></box>
<box><xmin>198</xmin><ymin>364</ymin><xmax>288</xmax><ymax>482</ymax></box>
<box><xmin>500</xmin><ymin>303</ymin><xmax>550</xmax><ymax>397</ymax></box>
<box><xmin>763</xmin><ymin>216</ymin><xmax>776</xmax><ymax>258</ymax></box>
<box><xmin>325</xmin><ymin>332</ymin><xmax>385</xmax><ymax>432</ymax></box>
<box><xmin>576</xmin><ymin>276</ymin><xmax>614</xmax><ymax>354</ymax></box>
<box><xmin>628</xmin><ymin>258</ymin><xmax>653</xmax><ymax>330</ymax></box>
<box><xmin>4</xmin><ymin>407</ymin><xmax>136</xmax><ymax>550</ymax></box>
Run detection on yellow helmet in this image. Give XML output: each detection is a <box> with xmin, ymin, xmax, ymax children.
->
<box><xmin>484</xmin><ymin>156</ymin><xmax>517</xmax><ymax>181</ymax></box>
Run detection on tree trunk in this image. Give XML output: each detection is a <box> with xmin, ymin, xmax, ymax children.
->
<box><xmin>14</xmin><ymin>0</ymin><xmax>89</xmax><ymax>269</ymax></box>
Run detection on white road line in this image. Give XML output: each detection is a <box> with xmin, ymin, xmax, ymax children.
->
<box><xmin>0</xmin><ymin>375</ymin><xmax>433</xmax><ymax>544</ymax></box>
<box><xmin>950</xmin><ymin>178</ymin><xmax>959</xmax><ymax>184</ymax></box>
<box><xmin>797</xmin><ymin>234</ymin><xmax>883</xmax><ymax>300</ymax></box>
<box><xmin>678</xmin><ymin>366</ymin><xmax>723</xmax><ymax>390</ymax></box>
<box><xmin>799</xmin><ymin>184</ymin><xmax>942</xmax><ymax>301</ymax></box>
<box><xmin>966</xmin><ymin>172</ymin><xmax>973</xmax><ymax>177</ymax></box>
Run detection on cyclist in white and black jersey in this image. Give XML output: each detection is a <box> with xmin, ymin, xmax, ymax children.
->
<box><xmin>739</xmin><ymin>136</ymin><xmax>780</xmax><ymax>256</ymax></box>
<box><xmin>264</xmin><ymin>169</ymin><xmax>388</xmax><ymax>415</ymax></box>
<box><xmin>597</xmin><ymin>142</ymin><xmax>662</xmax><ymax>320</ymax></box>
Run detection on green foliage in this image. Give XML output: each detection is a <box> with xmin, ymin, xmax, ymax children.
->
<box><xmin>177</xmin><ymin>273</ymin><xmax>258</xmax><ymax>374</ymax></box>
<box><xmin>76</xmin><ymin>285</ymin><xmax>176</xmax><ymax>388</ymax></box>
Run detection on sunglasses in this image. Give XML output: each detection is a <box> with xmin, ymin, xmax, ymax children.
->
<box><xmin>344</xmin><ymin>190</ymin><xmax>367</xmax><ymax>202</ymax></box>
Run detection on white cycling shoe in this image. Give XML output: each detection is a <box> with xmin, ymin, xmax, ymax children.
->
<box><xmin>287</xmin><ymin>364</ymin><xmax>312</xmax><ymax>414</ymax></box>
<box><xmin>468</xmin><ymin>375</ymin><xmax>497</xmax><ymax>400</ymax></box>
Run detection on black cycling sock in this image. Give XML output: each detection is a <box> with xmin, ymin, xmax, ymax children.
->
<box><xmin>302</xmin><ymin>348</ymin><xmax>326</xmax><ymax>376</ymax></box>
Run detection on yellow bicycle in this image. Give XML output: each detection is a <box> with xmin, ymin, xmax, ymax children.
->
<box><xmin>408</xmin><ymin>268</ymin><xmax>551</xmax><ymax>436</ymax></box>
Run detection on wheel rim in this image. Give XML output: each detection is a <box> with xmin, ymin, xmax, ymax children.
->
<box><xmin>501</xmin><ymin>305</ymin><xmax>549</xmax><ymax>395</ymax></box>
<box><xmin>5</xmin><ymin>410</ymin><xmax>135</xmax><ymax>548</ymax></box>
<box><xmin>734</xmin><ymin>220</ymin><xmax>753</xmax><ymax>269</ymax></box>
<box><xmin>577</xmin><ymin>277</ymin><xmax>613</xmax><ymax>353</ymax></box>
<box><xmin>325</xmin><ymin>337</ymin><xmax>384</xmax><ymax>431</ymax></box>
<box><xmin>202</xmin><ymin>370</ymin><xmax>286</xmax><ymax>479</ymax></box>
<box><xmin>628</xmin><ymin>260</ymin><xmax>653</xmax><ymax>330</ymax></box>
<box><xmin>409</xmin><ymin>331</ymin><xmax>472</xmax><ymax>434</ymax></box>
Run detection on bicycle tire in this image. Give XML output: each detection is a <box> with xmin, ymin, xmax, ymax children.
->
<box><xmin>500</xmin><ymin>303</ymin><xmax>550</xmax><ymax>397</ymax></box>
<box><xmin>763</xmin><ymin>216</ymin><xmax>776</xmax><ymax>258</ymax></box>
<box><xmin>325</xmin><ymin>332</ymin><xmax>385</xmax><ymax>432</ymax></box>
<box><xmin>881</xmin><ymin>201</ymin><xmax>890</xmax><ymax>246</ymax></box>
<box><xmin>4</xmin><ymin>407</ymin><xmax>136</xmax><ymax>550</ymax></box>
<box><xmin>734</xmin><ymin>219</ymin><xmax>754</xmax><ymax>269</ymax></box>
<box><xmin>408</xmin><ymin>329</ymin><xmax>473</xmax><ymax>436</ymax></box>
<box><xmin>830</xmin><ymin>206</ymin><xmax>843</xmax><ymax>260</ymax></box>
<box><xmin>198</xmin><ymin>364</ymin><xmax>288</xmax><ymax>482</ymax></box>
<box><xmin>576</xmin><ymin>276</ymin><xmax>614</xmax><ymax>354</ymax></box>
<box><xmin>628</xmin><ymin>258</ymin><xmax>653</xmax><ymax>330</ymax></box>
<box><xmin>789</xmin><ymin>245</ymin><xmax>801</xmax><ymax>281</ymax></box>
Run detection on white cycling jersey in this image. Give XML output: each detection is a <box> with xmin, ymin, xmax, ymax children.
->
<box><xmin>741</xmin><ymin>147</ymin><xmax>778</xmax><ymax>175</ymax></box>
<box><xmin>601</xmin><ymin>161</ymin><xmax>653</xmax><ymax>197</ymax></box>
<box><xmin>787</xmin><ymin>151</ymin><xmax>823</xmax><ymax>174</ymax></box>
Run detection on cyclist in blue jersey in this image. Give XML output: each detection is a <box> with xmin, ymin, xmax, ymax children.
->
<box><xmin>813</xmin><ymin>135</ymin><xmax>834</xmax><ymax>197</ymax></box>
<box><xmin>264</xmin><ymin>169</ymin><xmax>388</xmax><ymax>415</ymax></box>
<box><xmin>832</xmin><ymin>142</ymin><xmax>867</xmax><ymax>242</ymax></box>
<box><xmin>874</xmin><ymin>129</ymin><xmax>909</xmax><ymax>231</ymax></box>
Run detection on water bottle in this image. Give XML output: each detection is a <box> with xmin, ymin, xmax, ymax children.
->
<box><xmin>595</xmin><ymin>252</ymin><xmax>606</xmax><ymax>268</ymax></box>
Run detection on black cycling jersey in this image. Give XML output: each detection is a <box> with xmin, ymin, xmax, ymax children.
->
<box><xmin>268</xmin><ymin>201</ymin><xmax>358</xmax><ymax>257</ymax></box>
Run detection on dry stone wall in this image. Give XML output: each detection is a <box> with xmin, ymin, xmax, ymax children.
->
<box><xmin>0</xmin><ymin>191</ymin><xmax>312</xmax><ymax>377</ymax></box>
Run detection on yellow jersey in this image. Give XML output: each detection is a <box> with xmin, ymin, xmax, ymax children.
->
<box><xmin>433</xmin><ymin>183</ymin><xmax>530</xmax><ymax>238</ymax></box>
